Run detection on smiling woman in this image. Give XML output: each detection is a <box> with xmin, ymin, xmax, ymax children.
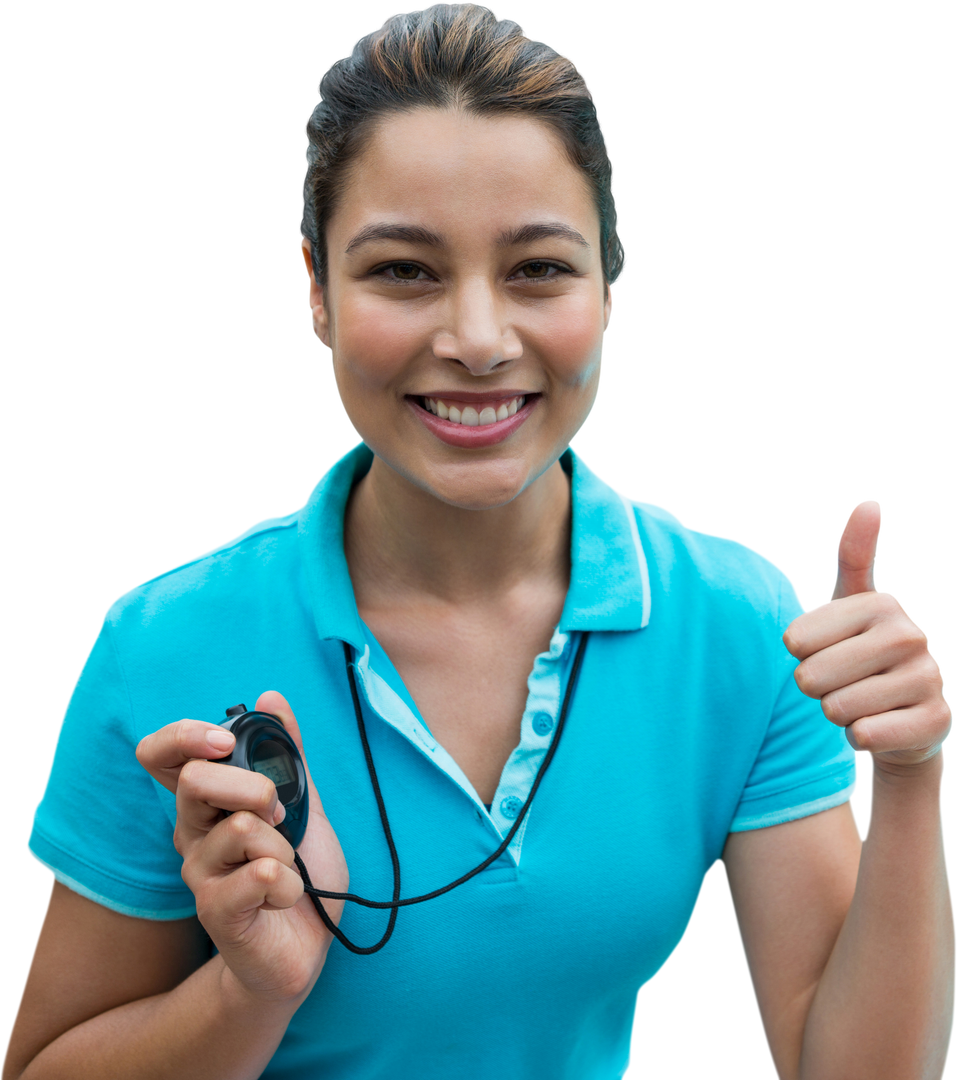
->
<box><xmin>300</xmin><ymin>13</ymin><xmax>616</xmax><ymax>507</ymax></box>
<box><xmin>3</xmin><ymin>5</ymin><xmax>952</xmax><ymax>1080</ymax></box>
<box><xmin>312</xmin><ymin>107</ymin><xmax>608</xmax><ymax>500</ymax></box>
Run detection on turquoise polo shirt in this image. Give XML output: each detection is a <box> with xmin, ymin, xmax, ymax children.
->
<box><xmin>31</xmin><ymin>444</ymin><xmax>854</xmax><ymax>1079</ymax></box>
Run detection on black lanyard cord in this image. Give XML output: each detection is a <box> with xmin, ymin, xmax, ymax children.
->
<box><xmin>295</xmin><ymin>631</ymin><xmax>590</xmax><ymax>954</ymax></box>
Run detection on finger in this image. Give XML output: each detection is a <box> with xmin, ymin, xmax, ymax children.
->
<box><xmin>782</xmin><ymin>591</ymin><xmax>881</xmax><ymax>656</ymax></box>
<box><xmin>785</xmin><ymin>593</ymin><xmax>923</xmax><ymax>670</ymax></box>
<box><xmin>820</xmin><ymin>656</ymin><xmax>941</xmax><ymax>725</ymax></box>
<box><xmin>136</xmin><ymin>719</ymin><xmax>236</xmax><ymax>794</ymax></box>
<box><xmin>181</xmin><ymin>816</ymin><xmax>298</xmax><ymax>920</ymax></box>
<box><xmin>174</xmin><ymin>759</ymin><xmax>283</xmax><ymax>853</ymax></box>
<box><xmin>785</xmin><ymin>592</ymin><xmax>915</xmax><ymax>661</ymax></box>
<box><xmin>845</xmin><ymin>701</ymin><xmax>951</xmax><ymax>758</ymax></box>
<box><xmin>228</xmin><ymin>857</ymin><xmax>304</xmax><ymax>915</ymax></box>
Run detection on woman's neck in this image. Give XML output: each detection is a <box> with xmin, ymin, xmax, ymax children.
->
<box><xmin>344</xmin><ymin>456</ymin><xmax>571</xmax><ymax>611</ymax></box>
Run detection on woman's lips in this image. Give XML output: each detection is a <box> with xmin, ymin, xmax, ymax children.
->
<box><xmin>408</xmin><ymin>393</ymin><xmax>537</xmax><ymax>448</ymax></box>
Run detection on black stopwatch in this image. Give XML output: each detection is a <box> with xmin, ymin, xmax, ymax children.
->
<box><xmin>214</xmin><ymin>705</ymin><xmax>309</xmax><ymax>849</ymax></box>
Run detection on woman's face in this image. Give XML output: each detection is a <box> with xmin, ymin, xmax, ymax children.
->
<box><xmin>306</xmin><ymin>108</ymin><xmax>610</xmax><ymax>510</ymax></box>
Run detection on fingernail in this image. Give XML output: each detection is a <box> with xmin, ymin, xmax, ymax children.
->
<box><xmin>274</xmin><ymin>801</ymin><xmax>287</xmax><ymax>825</ymax></box>
<box><xmin>206</xmin><ymin>729</ymin><xmax>234</xmax><ymax>751</ymax></box>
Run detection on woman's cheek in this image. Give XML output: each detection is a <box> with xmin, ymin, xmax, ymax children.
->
<box><xmin>331</xmin><ymin>294</ymin><xmax>427</xmax><ymax>390</ymax></box>
<box><xmin>527</xmin><ymin>299</ymin><xmax>604</xmax><ymax>387</ymax></box>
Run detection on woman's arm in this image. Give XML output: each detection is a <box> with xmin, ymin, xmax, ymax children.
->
<box><xmin>803</xmin><ymin>755</ymin><xmax>951</xmax><ymax>1078</ymax></box>
<box><xmin>3</xmin><ymin>884</ymin><xmax>302</xmax><ymax>1080</ymax></box>
<box><xmin>19</xmin><ymin>950</ymin><xmax>302</xmax><ymax>1080</ymax></box>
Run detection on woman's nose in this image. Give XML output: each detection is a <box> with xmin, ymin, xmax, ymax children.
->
<box><xmin>432</xmin><ymin>278</ymin><xmax>523</xmax><ymax>374</ymax></box>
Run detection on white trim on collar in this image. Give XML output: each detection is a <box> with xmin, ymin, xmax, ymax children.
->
<box><xmin>617</xmin><ymin>491</ymin><xmax>652</xmax><ymax>630</ymax></box>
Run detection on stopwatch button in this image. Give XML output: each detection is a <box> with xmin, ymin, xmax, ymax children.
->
<box><xmin>225</xmin><ymin>704</ymin><xmax>248</xmax><ymax>718</ymax></box>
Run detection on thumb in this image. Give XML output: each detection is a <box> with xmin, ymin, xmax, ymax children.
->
<box><xmin>833</xmin><ymin>501</ymin><xmax>880</xmax><ymax>599</ymax></box>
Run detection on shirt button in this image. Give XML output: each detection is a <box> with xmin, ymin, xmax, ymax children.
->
<box><xmin>532</xmin><ymin>711</ymin><xmax>554</xmax><ymax>736</ymax></box>
<box><xmin>499</xmin><ymin>796</ymin><xmax>523</xmax><ymax>819</ymax></box>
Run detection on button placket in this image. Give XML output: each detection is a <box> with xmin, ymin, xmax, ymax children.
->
<box><xmin>490</xmin><ymin>630</ymin><xmax>574</xmax><ymax>846</ymax></box>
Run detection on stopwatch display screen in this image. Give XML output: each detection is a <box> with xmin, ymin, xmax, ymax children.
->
<box><xmin>251</xmin><ymin>738</ymin><xmax>299</xmax><ymax>803</ymax></box>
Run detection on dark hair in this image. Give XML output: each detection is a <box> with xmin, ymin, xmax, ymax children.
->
<box><xmin>301</xmin><ymin>4</ymin><xmax>624</xmax><ymax>286</ymax></box>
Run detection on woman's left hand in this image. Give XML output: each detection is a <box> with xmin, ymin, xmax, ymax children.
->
<box><xmin>783</xmin><ymin>502</ymin><xmax>951</xmax><ymax>773</ymax></box>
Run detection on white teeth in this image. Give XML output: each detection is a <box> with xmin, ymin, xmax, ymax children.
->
<box><xmin>427</xmin><ymin>395</ymin><xmax>526</xmax><ymax>425</ymax></box>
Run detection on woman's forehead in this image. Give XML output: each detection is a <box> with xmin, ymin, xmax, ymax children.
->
<box><xmin>351</xmin><ymin>108</ymin><xmax>589</xmax><ymax>200</ymax></box>
<box><xmin>328</xmin><ymin>108</ymin><xmax>598</xmax><ymax>249</ymax></box>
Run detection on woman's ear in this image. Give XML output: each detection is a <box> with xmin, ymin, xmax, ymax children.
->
<box><xmin>300</xmin><ymin>239</ymin><xmax>330</xmax><ymax>345</ymax></box>
<box><xmin>603</xmin><ymin>284</ymin><xmax>612</xmax><ymax>330</ymax></box>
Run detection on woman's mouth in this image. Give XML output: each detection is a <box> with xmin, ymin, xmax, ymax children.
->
<box><xmin>408</xmin><ymin>393</ymin><xmax>537</xmax><ymax>448</ymax></box>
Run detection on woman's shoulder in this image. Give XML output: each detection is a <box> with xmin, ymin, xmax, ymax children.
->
<box><xmin>104</xmin><ymin>509</ymin><xmax>302</xmax><ymax>630</ymax></box>
<box><xmin>628</xmin><ymin>498</ymin><xmax>798</xmax><ymax>621</ymax></box>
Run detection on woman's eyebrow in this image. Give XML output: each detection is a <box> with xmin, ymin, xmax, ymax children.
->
<box><xmin>344</xmin><ymin>220</ymin><xmax>590</xmax><ymax>254</ymax></box>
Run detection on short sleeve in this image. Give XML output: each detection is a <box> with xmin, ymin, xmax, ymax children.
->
<box><xmin>30</xmin><ymin>620</ymin><xmax>197</xmax><ymax>919</ymax></box>
<box><xmin>729</xmin><ymin>576</ymin><xmax>856</xmax><ymax>832</ymax></box>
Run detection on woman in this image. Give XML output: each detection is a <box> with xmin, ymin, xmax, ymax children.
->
<box><xmin>5</xmin><ymin>6</ymin><xmax>952</xmax><ymax>1079</ymax></box>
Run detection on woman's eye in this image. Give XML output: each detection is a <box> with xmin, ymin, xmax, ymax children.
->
<box><xmin>386</xmin><ymin>260</ymin><xmax>423</xmax><ymax>278</ymax></box>
<box><xmin>373</xmin><ymin>258</ymin><xmax>570</xmax><ymax>282</ymax></box>
<box><xmin>520</xmin><ymin>260</ymin><xmax>565</xmax><ymax>278</ymax></box>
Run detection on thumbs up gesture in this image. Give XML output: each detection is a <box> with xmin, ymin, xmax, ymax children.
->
<box><xmin>783</xmin><ymin>504</ymin><xmax>951</xmax><ymax>772</ymax></box>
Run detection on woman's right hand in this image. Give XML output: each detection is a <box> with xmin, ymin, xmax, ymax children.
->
<box><xmin>135</xmin><ymin>691</ymin><xmax>348</xmax><ymax>1005</ymax></box>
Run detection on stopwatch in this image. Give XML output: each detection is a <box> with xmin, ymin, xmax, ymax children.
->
<box><xmin>214</xmin><ymin>705</ymin><xmax>309</xmax><ymax>849</ymax></box>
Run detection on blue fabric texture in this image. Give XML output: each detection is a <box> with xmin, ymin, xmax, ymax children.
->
<box><xmin>31</xmin><ymin>443</ymin><xmax>854</xmax><ymax>1079</ymax></box>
